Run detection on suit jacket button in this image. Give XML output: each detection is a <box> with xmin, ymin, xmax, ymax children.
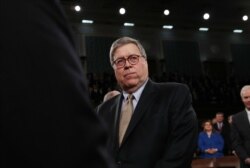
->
<box><xmin>116</xmin><ymin>161</ymin><xmax>122</xmax><ymax>167</ymax></box>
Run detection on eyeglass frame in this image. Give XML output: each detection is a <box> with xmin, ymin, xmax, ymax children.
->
<box><xmin>112</xmin><ymin>54</ymin><xmax>144</xmax><ymax>68</ymax></box>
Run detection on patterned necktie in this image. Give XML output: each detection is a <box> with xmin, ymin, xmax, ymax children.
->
<box><xmin>119</xmin><ymin>94</ymin><xmax>134</xmax><ymax>146</ymax></box>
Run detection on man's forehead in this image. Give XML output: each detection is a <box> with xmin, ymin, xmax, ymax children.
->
<box><xmin>242</xmin><ymin>90</ymin><xmax>250</xmax><ymax>96</ymax></box>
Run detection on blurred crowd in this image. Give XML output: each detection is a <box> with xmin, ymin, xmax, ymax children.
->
<box><xmin>87</xmin><ymin>71</ymin><xmax>249</xmax><ymax>107</ymax></box>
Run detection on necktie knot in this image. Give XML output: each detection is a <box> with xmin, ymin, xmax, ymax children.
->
<box><xmin>127</xmin><ymin>94</ymin><xmax>133</xmax><ymax>100</ymax></box>
<box><xmin>126</xmin><ymin>94</ymin><xmax>133</xmax><ymax>105</ymax></box>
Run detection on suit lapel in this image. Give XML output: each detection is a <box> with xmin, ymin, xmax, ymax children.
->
<box><xmin>241</xmin><ymin>110</ymin><xmax>250</xmax><ymax>131</ymax></box>
<box><xmin>120</xmin><ymin>80</ymin><xmax>156</xmax><ymax>147</ymax></box>
<box><xmin>113</xmin><ymin>95</ymin><xmax>123</xmax><ymax>148</ymax></box>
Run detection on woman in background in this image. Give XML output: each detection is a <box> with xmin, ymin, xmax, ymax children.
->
<box><xmin>198</xmin><ymin>120</ymin><xmax>224</xmax><ymax>158</ymax></box>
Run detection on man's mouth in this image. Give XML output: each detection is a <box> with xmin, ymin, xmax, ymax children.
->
<box><xmin>124</xmin><ymin>72</ymin><xmax>135</xmax><ymax>78</ymax></box>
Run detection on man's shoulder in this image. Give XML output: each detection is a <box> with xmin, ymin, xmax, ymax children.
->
<box><xmin>153</xmin><ymin>81</ymin><xmax>190</xmax><ymax>95</ymax></box>
<box><xmin>232</xmin><ymin>110</ymin><xmax>246</xmax><ymax>121</ymax></box>
<box><xmin>146</xmin><ymin>81</ymin><xmax>191</xmax><ymax>101</ymax></box>
<box><xmin>152</xmin><ymin>81</ymin><xmax>189</xmax><ymax>90</ymax></box>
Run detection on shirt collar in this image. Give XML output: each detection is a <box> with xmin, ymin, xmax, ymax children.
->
<box><xmin>246</xmin><ymin>108</ymin><xmax>250</xmax><ymax>113</ymax></box>
<box><xmin>246</xmin><ymin>108</ymin><xmax>250</xmax><ymax>115</ymax></box>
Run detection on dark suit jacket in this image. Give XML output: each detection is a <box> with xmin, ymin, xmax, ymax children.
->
<box><xmin>213</xmin><ymin>121</ymin><xmax>232</xmax><ymax>155</ymax></box>
<box><xmin>1</xmin><ymin>1</ymin><xmax>113</xmax><ymax>168</ymax></box>
<box><xmin>231</xmin><ymin>110</ymin><xmax>250</xmax><ymax>167</ymax></box>
<box><xmin>97</xmin><ymin>80</ymin><xmax>198</xmax><ymax>168</ymax></box>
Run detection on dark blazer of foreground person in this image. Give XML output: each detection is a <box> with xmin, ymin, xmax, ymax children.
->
<box><xmin>98</xmin><ymin>79</ymin><xmax>198</xmax><ymax>168</ymax></box>
<box><xmin>231</xmin><ymin>85</ymin><xmax>250</xmax><ymax>168</ymax></box>
<box><xmin>1</xmin><ymin>1</ymin><xmax>114</xmax><ymax>168</ymax></box>
<box><xmin>231</xmin><ymin>110</ymin><xmax>250</xmax><ymax>168</ymax></box>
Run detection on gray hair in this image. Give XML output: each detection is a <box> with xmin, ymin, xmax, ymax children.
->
<box><xmin>103</xmin><ymin>90</ymin><xmax>120</xmax><ymax>102</ymax></box>
<box><xmin>109</xmin><ymin>37</ymin><xmax>147</xmax><ymax>65</ymax></box>
<box><xmin>240</xmin><ymin>85</ymin><xmax>250</xmax><ymax>97</ymax></box>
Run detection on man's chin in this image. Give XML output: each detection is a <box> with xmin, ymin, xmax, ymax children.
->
<box><xmin>122</xmin><ymin>82</ymin><xmax>138</xmax><ymax>91</ymax></box>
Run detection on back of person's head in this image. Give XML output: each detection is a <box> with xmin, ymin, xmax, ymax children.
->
<box><xmin>228</xmin><ymin>115</ymin><xmax>233</xmax><ymax>124</ymax></box>
<box><xmin>103</xmin><ymin>90</ymin><xmax>120</xmax><ymax>102</ymax></box>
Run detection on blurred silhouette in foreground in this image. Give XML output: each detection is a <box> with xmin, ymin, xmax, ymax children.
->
<box><xmin>1</xmin><ymin>1</ymin><xmax>114</xmax><ymax>168</ymax></box>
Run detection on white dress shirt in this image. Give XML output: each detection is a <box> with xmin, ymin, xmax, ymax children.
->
<box><xmin>122</xmin><ymin>78</ymin><xmax>148</xmax><ymax>112</ymax></box>
<box><xmin>246</xmin><ymin>108</ymin><xmax>250</xmax><ymax>124</ymax></box>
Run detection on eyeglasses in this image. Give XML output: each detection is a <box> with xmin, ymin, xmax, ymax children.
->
<box><xmin>113</xmin><ymin>54</ymin><xmax>142</xmax><ymax>68</ymax></box>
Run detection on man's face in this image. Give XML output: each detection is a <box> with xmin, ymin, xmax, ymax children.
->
<box><xmin>215</xmin><ymin>114</ymin><xmax>224</xmax><ymax>123</ymax></box>
<box><xmin>112</xmin><ymin>43</ymin><xmax>148</xmax><ymax>93</ymax></box>
<box><xmin>241</xmin><ymin>88</ymin><xmax>250</xmax><ymax>110</ymax></box>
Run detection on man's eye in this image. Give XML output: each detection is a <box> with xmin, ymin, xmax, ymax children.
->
<box><xmin>116</xmin><ymin>59</ymin><xmax>124</xmax><ymax>64</ymax></box>
<box><xmin>130</xmin><ymin>56</ymin><xmax>137</xmax><ymax>61</ymax></box>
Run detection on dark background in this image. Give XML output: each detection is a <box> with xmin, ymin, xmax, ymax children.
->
<box><xmin>60</xmin><ymin>0</ymin><xmax>250</xmax><ymax>119</ymax></box>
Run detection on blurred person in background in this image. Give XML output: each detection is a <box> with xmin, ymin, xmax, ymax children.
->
<box><xmin>198</xmin><ymin>120</ymin><xmax>224</xmax><ymax>159</ymax></box>
<box><xmin>228</xmin><ymin>115</ymin><xmax>233</xmax><ymax>124</ymax></box>
<box><xmin>213</xmin><ymin>112</ymin><xmax>232</xmax><ymax>155</ymax></box>
<box><xmin>103</xmin><ymin>90</ymin><xmax>121</xmax><ymax>102</ymax></box>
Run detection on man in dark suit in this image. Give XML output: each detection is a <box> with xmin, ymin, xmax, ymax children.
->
<box><xmin>213</xmin><ymin>112</ymin><xmax>232</xmax><ymax>155</ymax></box>
<box><xmin>1</xmin><ymin>1</ymin><xmax>114</xmax><ymax>168</ymax></box>
<box><xmin>231</xmin><ymin>85</ymin><xmax>250</xmax><ymax>168</ymax></box>
<box><xmin>97</xmin><ymin>37</ymin><xmax>198</xmax><ymax>168</ymax></box>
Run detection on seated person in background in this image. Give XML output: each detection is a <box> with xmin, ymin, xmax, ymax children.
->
<box><xmin>198</xmin><ymin>120</ymin><xmax>224</xmax><ymax>158</ymax></box>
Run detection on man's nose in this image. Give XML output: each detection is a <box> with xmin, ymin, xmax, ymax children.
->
<box><xmin>124</xmin><ymin>59</ymin><xmax>132</xmax><ymax>67</ymax></box>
